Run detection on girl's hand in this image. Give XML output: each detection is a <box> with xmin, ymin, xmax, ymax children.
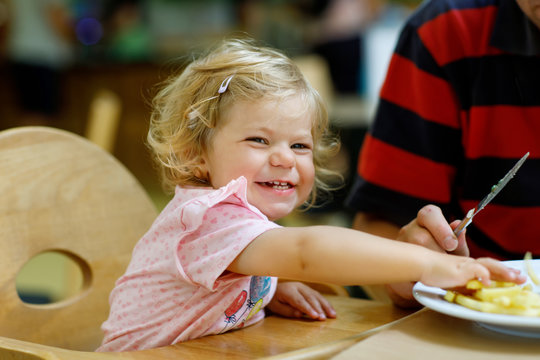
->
<box><xmin>421</xmin><ymin>254</ymin><xmax>527</xmax><ymax>289</ymax></box>
<box><xmin>267</xmin><ymin>281</ymin><xmax>337</xmax><ymax>321</ymax></box>
<box><xmin>386</xmin><ymin>204</ymin><xmax>470</xmax><ymax>306</ymax></box>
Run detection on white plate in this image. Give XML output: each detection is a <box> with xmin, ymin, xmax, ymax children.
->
<box><xmin>413</xmin><ymin>259</ymin><xmax>540</xmax><ymax>338</ymax></box>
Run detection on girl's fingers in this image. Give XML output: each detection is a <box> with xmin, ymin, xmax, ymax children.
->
<box><xmin>299</xmin><ymin>293</ymin><xmax>328</xmax><ymax>320</ymax></box>
<box><xmin>272</xmin><ymin>282</ymin><xmax>336</xmax><ymax>320</ymax></box>
<box><xmin>267</xmin><ymin>300</ymin><xmax>302</xmax><ymax>318</ymax></box>
<box><xmin>473</xmin><ymin>264</ymin><xmax>491</xmax><ymax>286</ymax></box>
<box><xmin>300</xmin><ymin>289</ymin><xmax>336</xmax><ymax>319</ymax></box>
<box><xmin>281</xmin><ymin>288</ymin><xmax>324</xmax><ymax>320</ymax></box>
<box><xmin>318</xmin><ymin>297</ymin><xmax>337</xmax><ymax>318</ymax></box>
<box><xmin>476</xmin><ymin>257</ymin><xmax>527</xmax><ymax>284</ymax></box>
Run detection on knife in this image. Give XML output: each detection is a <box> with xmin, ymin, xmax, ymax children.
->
<box><xmin>453</xmin><ymin>152</ymin><xmax>530</xmax><ymax>237</ymax></box>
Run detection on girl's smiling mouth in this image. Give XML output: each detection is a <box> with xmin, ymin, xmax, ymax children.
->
<box><xmin>258</xmin><ymin>181</ymin><xmax>293</xmax><ymax>190</ymax></box>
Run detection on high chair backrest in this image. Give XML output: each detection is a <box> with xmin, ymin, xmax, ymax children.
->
<box><xmin>0</xmin><ymin>126</ymin><xmax>158</xmax><ymax>351</ymax></box>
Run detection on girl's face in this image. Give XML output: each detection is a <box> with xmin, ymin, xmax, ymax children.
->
<box><xmin>201</xmin><ymin>95</ymin><xmax>315</xmax><ymax>221</ymax></box>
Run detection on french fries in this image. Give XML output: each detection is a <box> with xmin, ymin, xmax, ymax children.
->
<box><xmin>524</xmin><ymin>251</ymin><xmax>540</xmax><ymax>285</ymax></box>
<box><xmin>443</xmin><ymin>253</ymin><xmax>540</xmax><ymax>316</ymax></box>
<box><xmin>444</xmin><ymin>280</ymin><xmax>540</xmax><ymax>317</ymax></box>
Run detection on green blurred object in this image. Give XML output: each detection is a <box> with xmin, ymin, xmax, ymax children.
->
<box><xmin>108</xmin><ymin>24</ymin><xmax>152</xmax><ymax>62</ymax></box>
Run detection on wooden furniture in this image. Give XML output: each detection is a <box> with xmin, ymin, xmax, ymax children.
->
<box><xmin>0</xmin><ymin>126</ymin><xmax>158</xmax><ymax>353</ymax></box>
<box><xmin>0</xmin><ymin>296</ymin><xmax>412</xmax><ymax>359</ymax></box>
<box><xmin>0</xmin><ymin>126</ymin><xmax>413</xmax><ymax>359</ymax></box>
<box><xmin>164</xmin><ymin>296</ymin><xmax>412</xmax><ymax>359</ymax></box>
<box><xmin>85</xmin><ymin>89</ymin><xmax>122</xmax><ymax>153</ymax></box>
<box><xmin>331</xmin><ymin>308</ymin><xmax>540</xmax><ymax>359</ymax></box>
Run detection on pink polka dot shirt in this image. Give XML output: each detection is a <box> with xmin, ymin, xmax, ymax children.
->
<box><xmin>97</xmin><ymin>177</ymin><xmax>279</xmax><ymax>352</ymax></box>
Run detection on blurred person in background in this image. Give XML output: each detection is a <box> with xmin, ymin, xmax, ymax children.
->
<box><xmin>306</xmin><ymin>0</ymin><xmax>379</xmax><ymax>95</ymax></box>
<box><xmin>102</xmin><ymin>0</ymin><xmax>151</xmax><ymax>63</ymax></box>
<box><xmin>346</xmin><ymin>0</ymin><xmax>540</xmax><ymax>307</ymax></box>
<box><xmin>4</xmin><ymin>0</ymin><xmax>74</xmax><ymax>127</ymax></box>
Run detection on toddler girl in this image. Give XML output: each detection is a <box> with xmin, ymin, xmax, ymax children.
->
<box><xmin>98</xmin><ymin>38</ymin><xmax>524</xmax><ymax>352</ymax></box>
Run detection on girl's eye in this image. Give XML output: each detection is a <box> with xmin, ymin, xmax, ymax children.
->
<box><xmin>247</xmin><ymin>137</ymin><xmax>268</xmax><ymax>145</ymax></box>
<box><xmin>291</xmin><ymin>143</ymin><xmax>311</xmax><ymax>150</ymax></box>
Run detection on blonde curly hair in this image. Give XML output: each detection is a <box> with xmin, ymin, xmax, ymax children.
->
<box><xmin>147</xmin><ymin>38</ymin><xmax>341</xmax><ymax>208</ymax></box>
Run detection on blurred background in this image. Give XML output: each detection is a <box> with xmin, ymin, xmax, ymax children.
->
<box><xmin>0</xmin><ymin>0</ymin><xmax>422</xmax><ymax>303</ymax></box>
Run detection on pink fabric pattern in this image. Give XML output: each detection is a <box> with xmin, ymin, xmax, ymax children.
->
<box><xmin>97</xmin><ymin>177</ymin><xmax>279</xmax><ymax>352</ymax></box>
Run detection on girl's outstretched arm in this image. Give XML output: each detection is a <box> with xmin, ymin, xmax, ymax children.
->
<box><xmin>228</xmin><ymin>226</ymin><xmax>525</xmax><ymax>288</ymax></box>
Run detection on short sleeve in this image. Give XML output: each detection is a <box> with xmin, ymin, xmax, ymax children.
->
<box><xmin>173</xmin><ymin>177</ymin><xmax>280</xmax><ymax>290</ymax></box>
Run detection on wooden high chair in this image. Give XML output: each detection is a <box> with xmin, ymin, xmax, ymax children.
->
<box><xmin>0</xmin><ymin>127</ymin><xmax>159</xmax><ymax>359</ymax></box>
<box><xmin>0</xmin><ymin>127</ymin><xmax>355</xmax><ymax>360</ymax></box>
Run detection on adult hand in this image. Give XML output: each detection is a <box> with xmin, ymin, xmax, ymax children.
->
<box><xmin>397</xmin><ymin>205</ymin><xmax>469</xmax><ymax>256</ymax></box>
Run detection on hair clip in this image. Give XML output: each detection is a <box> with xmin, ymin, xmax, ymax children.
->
<box><xmin>187</xmin><ymin>109</ymin><xmax>200</xmax><ymax>129</ymax></box>
<box><xmin>218</xmin><ymin>75</ymin><xmax>234</xmax><ymax>94</ymax></box>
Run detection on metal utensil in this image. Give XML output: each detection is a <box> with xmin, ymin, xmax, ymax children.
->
<box><xmin>453</xmin><ymin>152</ymin><xmax>530</xmax><ymax>236</ymax></box>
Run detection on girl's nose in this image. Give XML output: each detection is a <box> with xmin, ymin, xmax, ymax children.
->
<box><xmin>269</xmin><ymin>145</ymin><xmax>295</xmax><ymax>168</ymax></box>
